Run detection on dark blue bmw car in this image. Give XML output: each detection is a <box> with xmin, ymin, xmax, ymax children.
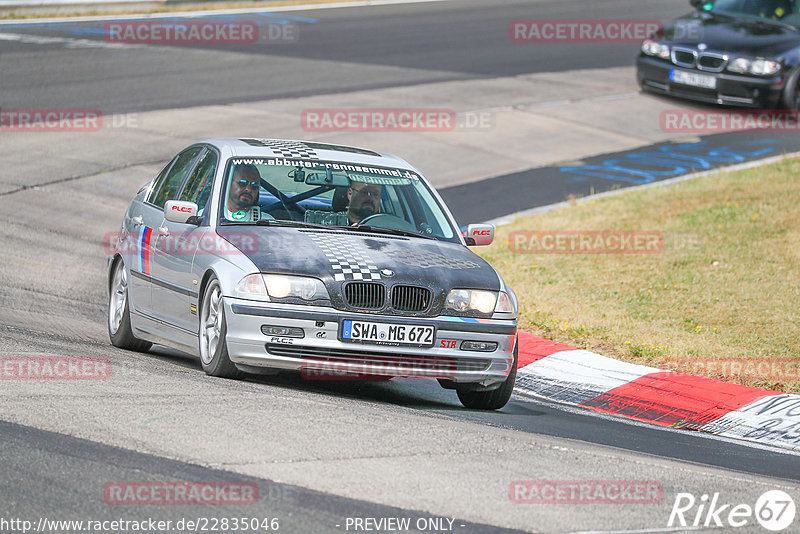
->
<box><xmin>637</xmin><ymin>0</ymin><xmax>800</xmax><ymax>109</ymax></box>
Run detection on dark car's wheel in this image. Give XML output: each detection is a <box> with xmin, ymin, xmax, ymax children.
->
<box><xmin>108</xmin><ymin>259</ymin><xmax>152</xmax><ymax>352</ymax></box>
<box><xmin>456</xmin><ymin>341</ymin><xmax>517</xmax><ymax>410</ymax></box>
<box><xmin>199</xmin><ymin>277</ymin><xmax>242</xmax><ymax>379</ymax></box>
<box><xmin>781</xmin><ymin>67</ymin><xmax>800</xmax><ymax>110</ymax></box>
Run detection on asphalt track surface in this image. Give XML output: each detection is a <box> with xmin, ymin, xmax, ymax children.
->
<box><xmin>1</xmin><ymin>420</ymin><xmax>522</xmax><ymax>534</ymax></box>
<box><xmin>0</xmin><ymin>0</ymin><xmax>688</xmax><ymax>113</ymax></box>
<box><xmin>2</xmin><ymin>1</ymin><xmax>800</xmax><ymax>532</ymax></box>
<box><xmin>446</xmin><ymin>132</ymin><xmax>800</xmax><ymax>224</ymax></box>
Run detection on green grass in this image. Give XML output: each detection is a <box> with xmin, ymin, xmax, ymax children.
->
<box><xmin>480</xmin><ymin>157</ymin><xmax>800</xmax><ymax>393</ymax></box>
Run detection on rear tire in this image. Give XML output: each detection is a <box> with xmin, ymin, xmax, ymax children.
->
<box><xmin>108</xmin><ymin>259</ymin><xmax>152</xmax><ymax>352</ymax></box>
<box><xmin>456</xmin><ymin>341</ymin><xmax>517</xmax><ymax>410</ymax></box>
<box><xmin>199</xmin><ymin>277</ymin><xmax>242</xmax><ymax>379</ymax></box>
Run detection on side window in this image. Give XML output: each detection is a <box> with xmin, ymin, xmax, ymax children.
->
<box><xmin>179</xmin><ymin>149</ymin><xmax>218</xmax><ymax>213</ymax></box>
<box><xmin>145</xmin><ymin>158</ymin><xmax>177</xmax><ymax>204</ymax></box>
<box><xmin>383</xmin><ymin>185</ymin><xmax>408</xmax><ymax>221</ymax></box>
<box><xmin>148</xmin><ymin>147</ymin><xmax>203</xmax><ymax>208</ymax></box>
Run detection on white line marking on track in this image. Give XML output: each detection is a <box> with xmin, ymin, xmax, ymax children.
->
<box><xmin>0</xmin><ymin>0</ymin><xmax>451</xmax><ymax>25</ymax></box>
<box><xmin>0</xmin><ymin>31</ymin><xmax>143</xmax><ymax>48</ymax></box>
<box><xmin>510</xmin><ymin>392</ymin><xmax>800</xmax><ymax>458</ymax></box>
<box><xmin>569</xmin><ymin>527</ymin><xmax>710</xmax><ymax>534</ymax></box>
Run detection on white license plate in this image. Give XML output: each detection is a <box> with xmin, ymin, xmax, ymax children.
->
<box><xmin>669</xmin><ymin>69</ymin><xmax>717</xmax><ymax>89</ymax></box>
<box><xmin>341</xmin><ymin>320</ymin><xmax>435</xmax><ymax>347</ymax></box>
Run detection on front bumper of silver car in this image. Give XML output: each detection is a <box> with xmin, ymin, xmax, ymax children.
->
<box><xmin>223</xmin><ymin>297</ymin><xmax>517</xmax><ymax>387</ymax></box>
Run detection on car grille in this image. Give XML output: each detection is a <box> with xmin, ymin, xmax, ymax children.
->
<box><xmin>266</xmin><ymin>345</ymin><xmax>492</xmax><ymax>373</ymax></box>
<box><xmin>670</xmin><ymin>47</ymin><xmax>728</xmax><ymax>73</ymax></box>
<box><xmin>344</xmin><ymin>282</ymin><xmax>384</xmax><ymax>309</ymax></box>
<box><xmin>672</xmin><ymin>48</ymin><xmax>696</xmax><ymax>68</ymax></box>
<box><xmin>391</xmin><ymin>285</ymin><xmax>432</xmax><ymax>312</ymax></box>
<box><xmin>697</xmin><ymin>53</ymin><xmax>727</xmax><ymax>72</ymax></box>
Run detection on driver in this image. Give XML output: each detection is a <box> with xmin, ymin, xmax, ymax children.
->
<box><xmin>226</xmin><ymin>164</ymin><xmax>262</xmax><ymax>221</ymax></box>
<box><xmin>346</xmin><ymin>181</ymin><xmax>383</xmax><ymax>225</ymax></box>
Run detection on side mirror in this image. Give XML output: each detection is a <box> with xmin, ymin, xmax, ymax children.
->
<box><xmin>689</xmin><ymin>0</ymin><xmax>703</xmax><ymax>8</ymax></box>
<box><xmin>164</xmin><ymin>200</ymin><xmax>199</xmax><ymax>224</ymax></box>
<box><xmin>464</xmin><ymin>224</ymin><xmax>495</xmax><ymax>246</ymax></box>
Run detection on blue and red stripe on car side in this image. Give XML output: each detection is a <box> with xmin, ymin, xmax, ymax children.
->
<box><xmin>137</xmin><ymin>226</ymin><xmax>153</xmax><ymax>275</ymax></box>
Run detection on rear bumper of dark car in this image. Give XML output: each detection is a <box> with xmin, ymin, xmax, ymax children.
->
<box><xmin>636</xmin><ymin>55</ymin><xmax>785</xmax><ymax>109</ymax></box>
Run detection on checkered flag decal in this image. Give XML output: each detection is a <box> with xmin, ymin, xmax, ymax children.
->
<box><xmin>384</xmin><ymin>249</ymin><xmax>480</xmax><ymax>270</ymax></box>
<box><xmin>307</xmin><ymin>234</ymin><xmax>381</xmax><ymax>282</ymax></box>
<box><xmin>258</xmin><ymin>139</ymin><xmax>319</xmax><ymax>160</ymax></box>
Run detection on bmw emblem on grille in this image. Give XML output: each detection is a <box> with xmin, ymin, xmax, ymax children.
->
<box><xmin>698</xmin><ymin>43</ymin><xmax>707</xmax><ymax>51</ymax></box>
<box><xmin>380</xmin><ymin>269</ymin><xmax>395</xmax><ymax>277</ymax></box>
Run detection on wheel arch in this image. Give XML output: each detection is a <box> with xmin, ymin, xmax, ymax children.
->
<box><xmin>108</xmin><ymin>254</ymin><xmax>124</xmax><ymax>295</ymax></box>
<box><xmin>197</xmin><ymin>269</ymin><xmax>218</xmax><ymax>316</ymax></box>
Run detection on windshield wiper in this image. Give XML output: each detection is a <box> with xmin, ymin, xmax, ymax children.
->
<box><xmin>341</xmin><ymin>224</ymin><xmax>436</xmax><ymax>240</ymax></box>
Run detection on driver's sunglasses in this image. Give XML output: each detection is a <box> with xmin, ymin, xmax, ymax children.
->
<box><xmin>237</xmin><ymin>179</ymin><xmax>259</xmax><ymax>189</ymax></box>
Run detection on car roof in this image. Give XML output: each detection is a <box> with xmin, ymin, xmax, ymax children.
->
<box><xmin>200</xmin><ymin>138</ymin><xmax>419</xmax><ymax>172</ymax></box>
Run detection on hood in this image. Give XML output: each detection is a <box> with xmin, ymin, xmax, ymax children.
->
<box><xmin>664</xmin><ymin>11</ymin><xmax>800</xmax><ymax>57</ymax></box>
<box><xmin>217</xmin><ymin>226</ymin><xmax>501</xmax><ymax>315</ymax></box>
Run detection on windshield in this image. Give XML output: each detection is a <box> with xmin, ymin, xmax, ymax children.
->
<box><xmin>703</xmin><ymin>0</ymin><xmax>800</xmax><ymax>25</ymax></box>
<box><xmin>219</xmin><ymin>157</ymin><xmax>458</xmax><ymax>241</ymax></box>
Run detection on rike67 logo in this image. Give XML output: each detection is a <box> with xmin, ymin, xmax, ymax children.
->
<box><xmin>669</xmin><ymin>490</ymin><xmax>796</xmax><ymax>531</ymax></box>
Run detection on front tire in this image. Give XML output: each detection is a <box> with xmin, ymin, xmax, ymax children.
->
<box><xmin>199</xmin><ymin>277</ymin><xmax>242</xmax><ymax>379</ymax></box>
<box><xmin>456</xmin><ymin>341</ymin><xmax>517</xmax><ymax>410</ymax></box>
<box><xmin>781</xmin><ymin>67</ymin><xmax>800</xmax><ymax>110</ymax></box>
<box><xmin>108</xmin><ymin>259</ymin><xmax>152</xmax><ymax>352</ymax></box>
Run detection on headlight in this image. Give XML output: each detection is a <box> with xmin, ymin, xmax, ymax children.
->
<box><xmin>641</xmin><ymin>40</ymin><xmax>670</xmax><ymax>60</ymax></box>
<box><xmin>262</xmin><ymin>274</ymin><xmax>329</xmax><ymax>301</ymax></box>
<box><xmin>751</xmin><ymin>58</ymin><xmax>781</xmax><ymax>76</ymax></box>
<box><xmin>446</xmin><ymin>289</ymin><xmax>497</xmax><ymax>315</ymax></box>
<box><xmin>727</xmin><ymin>57</ymin><xmax>751</xmax><ymax>73</ymax></box>
<box><xmin>727</xmin><ymin>57</ymin><xmax>781</xmax><ymax>76</ymax></box>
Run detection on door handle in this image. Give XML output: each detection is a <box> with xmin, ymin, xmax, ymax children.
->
<box><xmin>157</xmin><ymin>226</ymin><xmax>170</xmax><ymax>236</ymax></box>
<box><xmin>131</xmin><ymin>216</ymin><xmax>143</xmax><ymax>226</ymax></box>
